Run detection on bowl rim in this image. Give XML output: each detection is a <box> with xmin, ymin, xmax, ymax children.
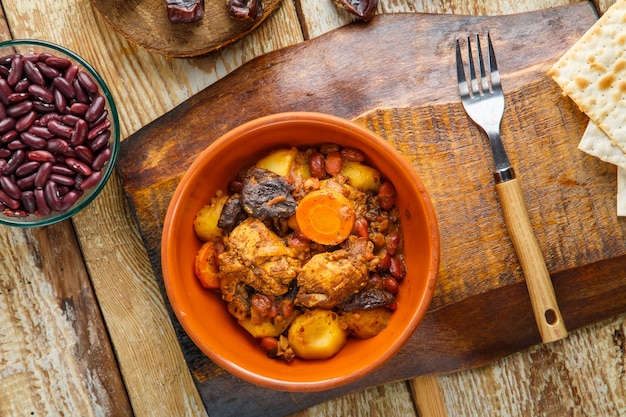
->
<box><xmin>161</xmin><ymin>111</ymin><xmax>440</xmax><ymax>391</ymax></box>
<box><xmin>0</xmin><ymin>39</ymin><xmax>120</xmax><ymax>227</ymax></box>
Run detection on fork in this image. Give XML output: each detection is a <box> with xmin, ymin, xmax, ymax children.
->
<box><xmin>455</xmin><ymin>33</ymin><xmax>568</xmax><ymax>343</ymax></box>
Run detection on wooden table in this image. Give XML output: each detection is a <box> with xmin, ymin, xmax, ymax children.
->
<box><xmin>1</xmin><ymin>0</ymin><xmax>624</xmax><ymax>416</ymax></box>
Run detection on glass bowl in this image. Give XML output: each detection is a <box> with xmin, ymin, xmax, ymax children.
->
<box><xmin>0</xmin><ymin>39</ymin><xmax>119</xmax><ymax>227</ymax></box>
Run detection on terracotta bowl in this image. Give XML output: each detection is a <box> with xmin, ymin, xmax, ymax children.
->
<box><xmin>161</xmin><ymin>112</ymin><xmax>440</xmax><ymax>391</ymax></box>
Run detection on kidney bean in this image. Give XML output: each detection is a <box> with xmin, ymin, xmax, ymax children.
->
<box><xmin>368</xmin><ymin>272</ymin><xmax>384</xmax><ymax>290</ymax></box>
<box><xmin>63</xmin><ymin>64</ymin><xmax>78</xmax><ymax>82</ymax></box>
<box><xmin>378</xmin><ymin>181</ymin><xmax>396</xmax><ymax>210</ymax></box>
<box><xmin>56</xmin><ymin>185</ymin><xmax>70</xmax><ymax>196</ymax></box>
<box><xmin>44</xmin><ymin>180</ymin><xmax>62</xmax><ymax>211</ymax></box>
<box><xmin>0</xmin><ymin>189</ymin><xmax>20</xmax><ymax>209</ymax></box>
<box><xmin>7</xmin><ymin>55</ymin><xmax>23</xmax><ymax>86</ymax></box>
<box><xmin>89</xmin><ymin>130</ymin><xmax>110</xmax><ymax>152</ymax></box>
<box><xmin>53</xmin><ymin>76</ymin><xmax>75</xmax><ymax>99</ymax></box>
<box><xmin>20</xmin><ymin>190</ymin><xmax>36</xmax><ymax>213</ymax></box>
<box><xmin>8</xmin><ymin>92</ymin><xmax>29</xmax><ymax>104</ymax></box>
<box><xmin>32</xmin><ymin>101</ymin><xmax>56</xmax><ymax>113</ymax></box>
<box><xmin>23</xmin><ymin>59</ymin><xmax>44</xmax><ymax>86</ymax></box>
<box><xmin>308</xmin><ymin>151</ymin><xmax>325</xmax><ymax>179</ymax></box>
<box><xmin>0</xmin><ymin>117</ymin><xmax>16</xmax><ymax>134</ymax></box>
<box><xmin>1</xmin><ymin>129</ymin><xmax>17</xmax><ymax>144</ymax></box>
<box><xmin>73</xmin><ymin>78</ymin><xmax>89</xmax><ymax>104</ymax></box>
<box><xmin>77</xmin><ymin>170</ymin><xmax>102</xmax><ymax>190</ymax></box>
<box><xmin>0</xmin><ymin>79</ymin><xmax>11</xmax><ymax>106</ymax></box>
<box><xmin>3</xmin><ymin>149</ymin><xmax>25</xmax><ymax>175</ymax></box>
<box><xmin>7</xmin><ymin>140</ymin><xmax>25</xmax><ymax>151</ymax></box>
<box><xmin>35</xmin><ymin>62</ymin><xmax>59</xmax><ymax>79</ymax></box>
<box><xmin>325</xmin><ymin>151</ymin><xmax>343</xmax><ymax>176</ymax></box>
<box><xmin>23</xmin><ymin>52</ymin><xmax>39</xmax><ymax>62</ymax></box>
<box><xmin>47</xmin><ymin>119</ymin><xmax>73</xmax><ymax>139</ymax></box>
<box><xmin>88</xmin><ymin>109</ymin><xmax>108</xmax><ymax>128</ymax></box>
<box><xmin>65</xmin><ymin>157</ymin><xmax>91</xmax><ymax>176</ymax></box>
<box><xmin>0</xmin><ymin>175</ymin><xmax>21</xmax><ymax>199</ymax></box>
<box><xmin>28</xmin><ymin>125</ymin><xmax>53</xmax><ymax>139</ymax></box>
<box><xmin>62</xmin><ymin>114</ymin><xmax>80</xmax><ymax>126</ymax></box>
<box><xmin>341</xmin><ymin>147</ymin><xmax>366</xmax><ymax>162</ymax></box>
<box><xmin>17</xmin><ymin>173</ymin><xmax>35</xmax><ymax>189</ymax></box>
<box><xmin>383</xmin><ymin>277</ymin><xmax>399</xmax><ymax>294</ymax></box>
<box><xmin>58</xmin><ymin>189</ymin><xmax>81</xmax><ymax>211</ymax></box>
<box><xmin>74</xmin><ymin>145</ymin><xmax>93</xmax><ymax>164</ymax></box>
<box><xmin>50</xmin><ymin>173</ymin><xmax>75</xmax><ymax>186</ymax></box>
<box><xmin>87</xmin><ymin>119</ymin><xmax>110</xmax><ymax>141</ymax></box>
<box><xmin>0</xmin><ymin>103</ymin><xmax>6</xmax><ymax>121</ymax></box>
<box><xmin>77</xmin><ymin>71</ymin><xmax>99</xmax><ymax>94</ymax></box>
<box><xmin>34</xmin><ymin>188</ymin><xmax>51</xmax><ymax>215</ymax></box>
<box><xmin>46</xmin><ymin>138</ymin><xmax>69</xmax><ymax>155</ymax></box>
<box><xmin>19</xmin><ymin>131</ymin><xmax>46</xmax><ymax>149</ymax></box>
<box><xmin>38</xmin><ymin>112</ymin><xmax>62</xmax><ymax>126</ymax></box>
<box><xmin>34</xmin><ymin>161</ymin><xmax>53</xmax><ymax>189</ymax></box>
<box><xmin>378</xmin><ymin>252</ymin><xmax>392</xmax><ymax>271</ymax></box>
<box><xmin>15</xmin><ymin>160</ymin><xmax>40</xmax><ymax>177</ymax></box>
<box><xmin>70</xmin><ymin>118</ymin><xmax>87</xmax><ymax>146</ymax></box>
<box><xmin>53</xmin><ymin>89</ymin><xmax>67</xmax><ymax>113</ymax></box>
<box><xmin>0</xmin><ymin>148</ymin><xmax>10</xmax><ymax>159</ymax></box>
<box><xmin>386</xmin><ymin>231</ymin><xmax>400</xmax><ymax>256</ymax></box>
<box><xmin>353</xmin><ymin>217</ymin><xmax>368</xmax><ymax>239</ymax></box>
<box><xmin>7</xmin><ymin>100</ymin><xmax>33</xmax><ymax>118</ymax></box>
<box><xmin>46</xmin><ymin>56</ymin><xmax>72</xmax><ymax>69</ymax></box>
<box><xmin>389</xmin><ymin>256</ymin><xmax>405</xmax><ymax>279</ymax></box>
<box><xmin>28</xmin><ymin>150</ymin><xmax>56</xmax><ymax>163</ymax></box>
<box><xmin>85</xmin><ymin>95</ymin><xmax>105</xmax><ymax>123</ymax></box>
<box><xmin>51</xmin><ymin>164</ymin><xmax>74</xmax><ymax>176</ymax></box>
<box><xmin>69</xmin><ymin>102</ymin><xmax>88</xmax><ymax>116</ymax></box>
<box><xmin>16</xmin><ymin>110</ymin><xmax>36</xmax><ymax>132</ymax></box>
<box><xmin>15</xmin><ymin>79</ymin><xmax>31</xmax><ymax>93</ymax></box>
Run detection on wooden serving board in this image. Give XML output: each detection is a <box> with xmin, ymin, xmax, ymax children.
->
<box><xmin>117</xmin><ymin>3</ymin><xmax>626</xmax><ymax>416</ymax></box>
<box><xmin>88</xmin><ymin>0</ymin><xmax>282</xmax><ymax>57</ymax></box>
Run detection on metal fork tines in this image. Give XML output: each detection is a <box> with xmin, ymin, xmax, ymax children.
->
<box><xmin>455</xmin><ymin>33</ymin><xmax>513</xmax><ymax>182</ymax></box>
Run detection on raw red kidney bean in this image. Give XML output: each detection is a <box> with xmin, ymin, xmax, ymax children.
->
<box><xmin>35</xmin><ymin>62</ymin><xmax>59</xmax><ymax>79</ymax></box>
<box><xmin>34</xmin><ymin>188</ymin><xmax>51</xmax><ymax>215</ymax></box>
<box><xmin>47</xmin><ymin>119</ymin><xmax>72</xmax><ymax>138</ymax></box>
<box><xmin>65</xmin><ymin>157</ymin><xmax>91</xmax><ymax>176</ymax></box>
<box><xmin>0</xmin><ymin>79</ymin><xmax>11</xmax><ymax>105</ymax></box>
<box><xmin>0</xmin><ymin>175</ymin><xmax>21</xmax><ymax>199</ymax></box>
<box><xmin>74</xmin><ymin>145</ymin><xmax>93</xmax><ymax>164</ymax></box>
<box><xmin>92</xmin><ymin>147</ymin><xmax>110</xmax><ymax>171</ymax></box>
<box><xmin>46</xmin><ymin>138</ymin><xmax>69</xmax><ymax>154</ymax></box>
<box><xmin>89</xmin><ymin>130</ymin><xmax>110</xmax><ymax>151</ymax></box>
<box><xmin>3</xmin><ymin>149</ymin><xmax>25</xmax><ymax>175</ymax></box>
<box><xmin>53</xmin><ymin>77</ymin><xmax>75</xmax><ymax>99</ymax></box>
<box><xmin>28</xmin><ymin>125</ymin><xmax>53</xmax><ymax>139</ymax></box>
<box><xmin>0</xmin><ymin>117</ymin><xmax>16</xmax><ymax>134</ymax></box>
<box><xmin>85</xmin><ymin>95</ymin><xmax>105</xmax><ymax>123</ymax></box>
<box><xmin>51</xmin><ymin>164</ymin><xmax>74</xmax><ymax>176</ymax></box>
<box><xmin>77</xmin><ymin>170</ymin><xmax>102</xmax><ymax>190</ymax></box>
<box><xmin>44</xmin><ymin>180</ymin><xmax>62</xmax><ymax>211</ymax></box>
<box><xmin>77</xmin><ymin>71</ymin><xmax>98</xmax><ymax>94</ymax></box>
<box><xmin>15</xmin><ymin>79</ymin><xmax>31</xmax><ymax>93</ymax></box>
<box><xmin>50</xmin><ymin>173</ymin><xmax>74</xmax><ymax>186</ymax></box>
<box><xmin>28</xmin><ymin>150</ymin><xmax>55</xmax><ymax>163</ymax></box>
<box><xmin>15</xmin><ymin>160</ymin><xmax>40</xmax><ymax>177</ymax></box>
<box><xmin>34</xmin><ymin>161</ymin><xmax>53</xmax><ymax>188</ymax></box>
<box><xmin>20</xmin><ymin>190</ymin><xmax>36</xmax><ymax>213</ymax></box>
<box><xmin>70</xmin><ymin>102</ymin><xmax>88</xmax><ymax>116</ymax></box>
<box><xmin>70</xmin><ymin>118</ymin><xmax>87</xmax><ymax>146</ymax></box>
<box><xmin>64</xmin><ymin>64</ymin><xmax>78</xmax><ymax>82</ymax></box>
<box><xmin>16</xmin><ymin>110</ymin><xmax>37</xmax><ymax>132</ymax></box>
<box><xmin>1</xmin><ymin>129</ymin><xmax>17</xmax><ymax>143</ymax></box>
<box><xmin>23</xmin><ymin>60</ymin><xmax>45</xmax><ymax>86</ymax></box>
<box><xmin>17</xmin><ymin>173</ymin><xmax>35</xmax><ymax>189</ymax></box>
<box><xmin>7</xmin><ymin>55</ymin><xmax>23</xmax><ymax>86</ymax></box>
<box><xmin>87</xmin><ymin>119</ymin><xmax>110</xmax><ymax>140</ymax></box>
<box><xmin>20</xmin><ymin>132</ymin><xmax>47</xmax><ymax>149</ymax></box>
<box><xmin>8</xmin><ymin>92</ymin><xmax>30</xmax><ymax>104</ymax></box>
<box><xmin>53</xmin><ymin>89</ymin><xmax>67</xmax><ymax>112</ymax></box>
<box><xmin>7</xmin><ymin>100</ymin><xmax>33</xmax><ymax>117</ymax></box>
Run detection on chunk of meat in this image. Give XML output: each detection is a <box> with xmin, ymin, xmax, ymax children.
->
<box><xmin>295</xmin><ymin>239</ymin><xmax>373</xmax><ymax>309</ymax></box>
<box><xmin>218</xmin><ymin>218</ymin><xmax>300</xmax><ymax>301</ymax></box>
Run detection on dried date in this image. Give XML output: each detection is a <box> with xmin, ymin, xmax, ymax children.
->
<box><xmin>333</xmin><ymin>0</ymin><xmax>379</xmax><ymax>21</ymax></box>
<box><xmin>228</xmin><ymin>0</ymin><xmax>263</xmax><ymax>20</ymax></box>
<box><xmin>165</xmin><ymin>0</ymin><xmax>205</xmax><ymax>24</ymax></box>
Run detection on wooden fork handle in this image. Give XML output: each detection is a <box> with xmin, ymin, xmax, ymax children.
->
<box><xmin>495</xmin><ymin>177</ymin><xmax>568</xmax><ymax>343</ymax></box>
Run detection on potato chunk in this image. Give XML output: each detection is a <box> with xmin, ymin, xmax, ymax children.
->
<box><xmin>342</xmin><ymin>308</ymin><xmax>392</xmax><ymax>339</ymax></box>
<box><xmin>340</xmin><ymin>161</ymin><xmax>381</xmax><ymax>191</ymax></box>
<box><xmin>256</xmin><ymin>147</ymin><xmax>298</xmax><ymax>177</ymax></box>
<box><xmin>287</xmin><ymin>309</ymin><xmax>348</xmax><ymax>360</ymax></box>
<box><xmin>193</xmin><ymin>192</ymin><xmax>228</xmax><ymax>242</ymax></box>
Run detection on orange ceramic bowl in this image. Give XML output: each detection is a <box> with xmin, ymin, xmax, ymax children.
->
<box><xmin>161</xmin><ymin>112</ymin><xmax>439</xmax><ymax>392</ymax></box>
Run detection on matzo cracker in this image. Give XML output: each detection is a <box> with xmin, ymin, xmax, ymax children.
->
<box><xmin>579</xmin><ymin>121</ymin><xmax>626</xmax><ymax>169</ymax></box>
<box><xmin>548</xmin><ymin>0</ymin><xmax>626</xmax><ymax>154</ymax></box>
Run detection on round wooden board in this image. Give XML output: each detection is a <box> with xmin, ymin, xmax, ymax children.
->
<box><xmin>89</xmin><ymin>0</ymin><xmax>282</xmax><ymax>58</ymax></box>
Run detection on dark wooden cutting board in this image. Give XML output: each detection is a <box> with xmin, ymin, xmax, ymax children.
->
<box><xmin>117</xmin><ymin>3</ymin><xmax>626</xmax><ymax>416</ymax></box>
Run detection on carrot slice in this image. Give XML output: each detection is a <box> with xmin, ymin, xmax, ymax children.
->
<box><xmin>194</xmin><ymin>241</ymin><xmax>221</xmax><ymax>289</ymax></box>
<box><xmin>296</xmin><ymin>189</ymin><xmax>355</xmax><ymax>245</ymax></box>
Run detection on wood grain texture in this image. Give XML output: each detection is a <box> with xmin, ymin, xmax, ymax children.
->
<box><xmin>88</xmin><ymin>0</ymin><xmax>283</xmax><ymax>57</ymax></box>
<box><xmin>117</xmin><ymin>5</ymin><xmax>626</xmax><ymax>416</ymax></box>
<box><xmin>0</xmin><ymin>222</ymin><xmax>132</xmax><ymax>416</ymax></box>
